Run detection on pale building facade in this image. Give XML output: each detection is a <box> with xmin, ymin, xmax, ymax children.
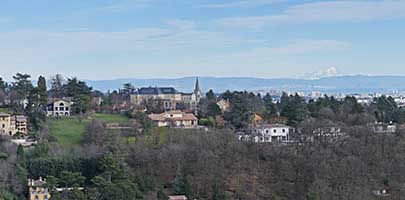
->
<box><xmin>28</xmin><ymin>177</ymin><xmax>51</xmax><ymax>200</ymax></box>
<box><xmin>130</xmin><ymin>78</ymin><xmax>202</xmax><ymax>111</ymax></box>
<box><xmin>47</xmin><ymin>99</ymin><xmax>72</xmax><ymax>117</ymax></box>
<box><xmin>148</xmin><ymin>110</ymin><xmax>198</xmax><ymax>128</ymax></box>
<box><xmin>169</xmin><ymin>195</ymin><xmax>188</xmax><ymax>200</ymax></box>
<box><xmin>217</xmin><ymin>99</ymin><xmax>230</xmax><ymax>112</ymax></box>
<box><xmin>0</xmin><ymin>113</ymin><xmax>28</xmax><ymax>136</ymax></box>
<box><xmin>238</xmin><ymin>124</ymin><xmax>293</xmax><ymax>143</ymax></box>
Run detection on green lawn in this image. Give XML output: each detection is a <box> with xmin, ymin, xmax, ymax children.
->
<box><xmin>47</xmin><ymin>113</ymin><xmax>130</xmax><ymax>149</ymax></box>
<box><xmin>48</xmin><ymin>117</ymin><xmax>89</xmax><ymax>149</ymax></box>
<box><xmin>0</xmin><ymin>107</ymin><xmax>12</xmax><ymax>113</ymax></box>
<box><xmin>91</xmin><ymin>113</ymin><xmax>130</xmax><ymax>124</ymax></box>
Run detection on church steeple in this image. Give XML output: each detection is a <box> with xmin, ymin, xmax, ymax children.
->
<box><xmin>194</xmin><ymin>77</ymin><xmax>201</xmax><ymax>95</ymax></box>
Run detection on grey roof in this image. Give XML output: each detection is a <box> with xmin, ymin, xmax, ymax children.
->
<box><xmin>136</xmin><ymin>87</ymin><xmax>180</xmax><ymax>95</ymax></box>
<box><xmin>0</xmin><ymin>112</ymin><xmax>10</xmax><ymax>117</ymax></box>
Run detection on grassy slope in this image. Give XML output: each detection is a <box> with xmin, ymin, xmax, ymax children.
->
<box><xmin>92</xmin><ymin>113</ymin><xmax>130</xmax><ymax>124</ymax></box>
<box><xmin>47</xmin><ymin>117</ymin><xmax>89</xmax><ymax>149</ymax></box>
<box><xmin>48</xmin><ymin>113</ymin><xmax>130</xmax><ymax>149</ymax></box>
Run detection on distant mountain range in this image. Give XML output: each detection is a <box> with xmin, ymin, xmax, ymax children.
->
<box><xmin>85</xmin><ymin>75</ymin><xmax>405</xmax><ymax>94</ymax></box>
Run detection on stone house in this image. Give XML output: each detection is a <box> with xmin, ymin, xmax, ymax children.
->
<box><xmin>47</xmin><ymin>98</ymin><xmax>72</xmax><ymax>117</ymax></box>
<box><xmin>148</xmin><ymin>110</ymin><xmax>198</xmax><ymax>128</ymax></box>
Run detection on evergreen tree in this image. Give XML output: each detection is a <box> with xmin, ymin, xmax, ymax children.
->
<box><xmin>63</xmin><ymin>77</ymin><xmax>92</xmax><ymax>114</ymax></box>
<box><xmin>37</xmin><ymin>76</ymin><xmax>48</xmax><ymax>107</ymax></box>
<box><xmin>50</xmin><ymin>74</ymin><xmax>64</xmax><ymax>98</ymax></box>
<box><xmin>280</xmin><ymin>93</ymin><xmax>309</xmax><ymax>125</ymax></box>
<box><xmin>263</xmin><ymin>93</ymin><xmax>277</xmax><ymax>118</ymax></box>
<box><xmin>206</xmin><ymin>89</ymin><xmax>216</xmax><ymax>101</ymax></box>
<box><xmin>0</xmin><ymin>77</ymin><xmax>6</xmax><ymax>91</ymax></box>
<box><xmin>12</xmin><ymin>73</ymin><xmax>33</xmax><ymax>101</ymax></box>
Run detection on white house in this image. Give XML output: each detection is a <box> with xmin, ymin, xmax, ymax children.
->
<box><xmin>238</xmin><ymin>124</ymin><xmax>293</xmax><ymax>143</ymax></box>
<box><xmin>47</xmin><ymin>99</ymin><xmax>72</xmax><ymax>117</ymax></box>
<box><xmin>372</xmin><ymin>122</ymin><xmax>397</xmax><ymax>134</ymax></box>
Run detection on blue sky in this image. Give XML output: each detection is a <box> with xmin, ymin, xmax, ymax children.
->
<box><xmin>0</xmin><ymin>0</ymin><xmax>405</xmax><ymax>80</ymax></box>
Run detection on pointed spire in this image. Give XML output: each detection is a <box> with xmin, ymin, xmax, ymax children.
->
<box><xmin>194</xmin><ymin>77</ymin><xmax>201</xmax><ymax>94</ymax></box>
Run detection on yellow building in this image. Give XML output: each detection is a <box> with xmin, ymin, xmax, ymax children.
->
<box><xmin>14</xmin><ymin>115</ymin><xmax>28</xmax><ymax>134</ymax></box>
<box><xmin>0</xmin><ymin>113</ymin><xmax>27</xmax><ymax>136</ymax></box>
<box><xmin>0</xmin><ymin>113</ymin><xmax>13</xmax><ymax>136</ymax></box>
<box><xmin>217</xmin><ymin>99</ymin><xmax>230</xmax><ymax>112</ymax></box>
<box><xmin>28</xmin><ymin>177</ymin><xmax>51</xmax><ymax>200</ymax></box>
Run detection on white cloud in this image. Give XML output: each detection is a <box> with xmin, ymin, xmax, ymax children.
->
<box><xmin>225</xmin><ymin>39</ymin><xmax>351</xmax><ymax>59</ymax></box>
<box><xmin>0</xmin><ymin>27</ymin><xmax>257</xmax><ymax>78</ymax></box>
<box><xmin>197</xmin><ymin>0</ymin><xmax>286</xmax><ymax>8</ymax></box>
<box><xmin>164</xmin><ymin>19</ymin><xmax>195</xmax><ymax>30</ymax></box>
<box><xmin>215</xmin><ymin>0</ymin><xmax>405</xmax><ymax>28</ymax></box>
<box><xmin>94</xmin><ymin>0</ymin><xmax>154</xmax><ymax>13</ymax></box>
<box><xmin>0</xmin><ymin>22</ymin><xmax>348</xmax><ymax>79</ymax></box>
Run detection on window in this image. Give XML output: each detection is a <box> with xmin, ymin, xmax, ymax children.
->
<box><xmin>60</xmin><ymin>107</ymin><xmax>64</xmax><ymax>111</ymax></box>
<box><xmin>282</xmin><ymin>129</ymin><xmax>286</xmax><ymax>133</ymax></box>
<box><xmin>273</xmin><ymin>129</ymin><xmax>277</xmax><ymax>133</ymax></box>
<box><xmin>2</xmin><ymin>124</ymin><xmax>4</xmax><ymax>128</ymax></box>
<box><xmin>35</xmin><ymin>195</ymin><xmax>39</xmax><ymax>200</ymax></box>
<box><xmin>65</xmin><ymin>107</ymin><xmax>69</xmax><ymax>111</ymax></box>
<box><xmin>55</xmin><ymin>107</ymin><xmax>58</xmax><ymax>111</ymax></box>
<box><xmin>266</xmin><ymin>130</ymin><xmax>269</xmax><ymax>134</ymax></box>
<box><xmin>44</xmin><ymin>195</ymin><xmax>48</xmax><ymax>200</ymax></box>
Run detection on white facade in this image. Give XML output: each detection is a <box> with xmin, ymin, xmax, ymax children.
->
<box><xmin>47</xmin><ymin>99</ymin><xmax>72</xmax><ymax>117</ymax></box>
<box><xmin>148</xmin><ymin>110</ymin><xmax>198</xmax><ymax>128</ymax></box>
<box><xmin>239</xmin><ymin>124</ymin><xmax>293</xmax><ymax>143</ymax></box>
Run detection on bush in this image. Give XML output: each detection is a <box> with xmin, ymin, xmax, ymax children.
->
<box><xmin>0</xmin><ymin>152</ymin><xmax>8</xmax><ymax>160</ymax></box>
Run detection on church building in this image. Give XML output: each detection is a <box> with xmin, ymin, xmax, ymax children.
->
<box><xmin>130</xmin><ymin>78</ymin><xmax>202</xmax><ymax>111</ymax></box>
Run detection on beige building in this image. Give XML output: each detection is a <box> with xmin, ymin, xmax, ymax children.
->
<box><xmin>148</xmin><ymin>110</ymin><xmax>198</xmax><ymax>128</ymax></box>
<box><xmin>0</xmin><ymin>113</ymin><xmax>28</xmax><ymax>136</ymax></box>
<box><xmin>28</xmin><ymin>177</ymin><xmax>51</xmax><ymax>200</ymax></box>
<box><xmin>169</xmin><ymin>195</ymin><xmax>188</xmax><ymax>200</ymax></box>
<box><xmin>130</xmin><ymin>78</ymin><xmax>202</xmax><ymax>111</ymax></box>
<box><xmin>217</xmin><ymin>99</ymin><xmax>230</xmax><ymax>112</ymax></box>
<box><xmin>47</xmin><ymin>98</ymin><xmax>72</xmax><ymax>117</ymax></box>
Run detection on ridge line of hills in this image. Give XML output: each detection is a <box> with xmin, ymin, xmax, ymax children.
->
<box><xmin>84</xmin><ymin>75</ymin><xmax>405</xmax><ymax>94</ymax></box>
